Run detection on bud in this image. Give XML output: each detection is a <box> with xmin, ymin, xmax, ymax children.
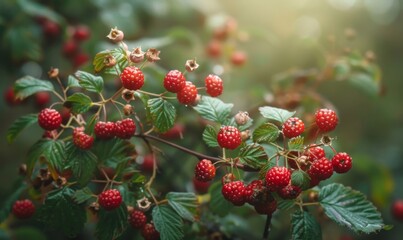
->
<box><xmin>106</xmin><ymin>27</ymin><xmax>124</xmax><ymax>43</ymax></box>
<box><xmin>221</xmin><ymin>173</ymin><xmax>235</xmax><ymax>185</ymax></box>
<box><xmin>19</xmin><ymin>164</ymin><xmax>27</xmax><ymax>176</ymax></box>
<box><xmin>137</xmin><ymin>197</ymin><xmax>151</xmax><ymax>211</ymax></box>
<box><xmin>185</xmin><ymin>58</ymin><xmax>199</xmax><ymax>72</ymax></box>
<box><xmin>240</xmin><ymin>130</ymin><xmax>250</xmax><ymax>141</ymax></box>
<box><xmin>235</xmin><ymin>111</ymin><xmax>250</xmax><ymax>125</ymax></box>
<box><xmin>104</xmin><ymin>55</ymin><xmax>116</xmax><ymax>67</ymax></box>
<box><xmin>320</xmin><ymin>135</ymin><xmax>333</xmax><ymax>146</ymax></box>
<box><xmin>145</xmin><ymin>48</ymin><xmax>160</xmax><ymax>62</ymax></box>
<box><xmin>122</xmin><ymin>89</ymin><xmax>135</xmax><ymax>102</ymax></box>
<box><xmin>123</xmin><ymin>104</ymin><xmax>134</xmax><ymax>116</ymax></box>
<box><xmin>48</xmin><ymin>67</ymin><xmax>59</xmax><ymax>78</ymax></box>
<box><xmin>89</xmin><ymin>202</ymin><xmax>100</xmax><ymax>213</ymax></box>
<box><xmin>130</xmin><ymin>47</ymin><xmax>145</xmax><ymax>63</ymax></box>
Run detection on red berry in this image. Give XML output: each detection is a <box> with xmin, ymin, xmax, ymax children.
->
<box><xmin>12</xmin><ymin>199</ymin><xmax>35</xmax><ymax>219</ymax></box>
<box><xmin>73</xmin><ymin>25</ymin><xmax>91</xmax><ymax>41</ymax></box>
<box><xmin>392</xmin><ymin>200</ymin><xmax>403</xmax><ymax>221</ymax></box>
<box><xmin>120</xmin><ymin>66</ymin><xmax>145</xmax><ymax>91</ymax></box>
<box><xmin>35</xmin><ymin>91</ymin><xmax>51</xmax><ymax>108</ymax></box>
<box><xmin>193</xmin><ymin>177</ymin><xmax>210</xmax><ymax>194</ymax></box>
<box><xmin>177</xmin><ymin>81</ymin><xmax>198</xmax><ymax>105</ymax></box>
<box><xmin>230</xmin><ymin>51</ymin><xmax>247</xmax><ymax>66</ymax></box>
<box><xmin>282</xmin><ymin>117</ymin><xmax>305</xmax><ymax>138</ymax></box>
<box><xmin>315</xmin><ymin>108</ymin><xmax>338</xmax><ymax>132</ymax></box>
<box><xmin>73</xmin><ymin>52</ymin><xmax>90</xmax><ymax>67</ymax></box>
<box><xmin>163</xmin><ymin>70</ymin><xmax>186</xmax><ymax>93</ymax></box>
<box><xmin>73</xmin><ymin>127</ymin><xmax>94</xmax><ymax>149</ymax></box>
<box><xmin>278</xmin><ymin>185</ymin><xmax>302</xmax><ymax>199</ymax></box>
<box><xmin>204</xmin><ymin>74</ymin><xmax>223</xmax><ymax>97</ymax></box>
<box><xmin>194</xmin><ymin>159</ymin><xmax>216</xmax><ymax>182</ymax></box>
<box><xmin>217</xmin><ymin>126</ymin><xmax>242</xmax><ymax>150</ymax></box>
<box><xmin>42</xmin><ymin>20</ymin><xmax>60</xmax><ymax>37</ymax></box>
<box><xmin>265</xmin><ymin>166</ymin><xmax>291</xmax><ymax>191</ymax></box>
<box><xmin>62</xmin><ymin>40</ymin><xmax>79</xmax><ymax>57</ymax></box>
<box><xmin>222</xmin><ymin>181</ymin><xmax>246</xmax><ymax>206</ymax></box>
<box><xmin>305</xmin><ymin>145</ymin><xmax>326</xmax><ymax>161</ymax></box>
<box><xmin>254</xmin><ymin>200</ymin><xmax>277</xmax><ymax>215</ymax></box>
<box><xmin>129</xmin><ymin>210</ymin><xmax>147</xmax><ymax>229</ymax></box>
<box><xmin>331</xmin><ymin>152</ymin><xmax>352</xmax><ymax>173</ymax></box>
<box><xmin>98</xmin><ymin>189</ymin><xmax>122</xmax><ymax>210</ymax></box>
<box><xmin>38</xmin><ymin>108</ymin><xmax>62</xmax><ymax>131</ymax></box>
<box><xmin>115</xmin><ymin>118</ymin><xmax>136</xmax><ymax>139</ymax></box>
<box><xmin>309</xmin><ymin>174</ymin><xmax>321</xmax><ymax>187</ymax></box>
<box><xmin>244</xmin><ymin>180</ymin><xmax>265</xmax><ymax>205</ymax></box>
<box><xmin>141</xmin><ymin>223</ymin><xmax>160</xmax><ymax>240</ymax></box>
<box><xmin>160</xmin><ymin>123</ymin><xmax>184</xmax><ymax>139</ymax></box>
<box><xmin>94</xmin><ymin>121</ymin><xmax>116</xmax><ymax>139</ymax></box>
<box><xmin>309</xmin><ymin>158</ymin><xmax>333</xmax><ymax>181</ymax></box>
<box><xmin>4</xmin><ymin>86</ymin><xmax>22</xmax><ymax>106</ymax></box>
<box><xmin>141</xmin><ymin>154</ymin><xmax>155</xmax><ymax>173</ymax></box>
<box><xmin>206</xmin><ymin>40</ymin><xmax>222</xmax><ymax>58</ymax></box>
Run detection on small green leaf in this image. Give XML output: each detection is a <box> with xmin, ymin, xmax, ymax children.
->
<box><xmin>73</xmin><ymin>187</ymin><xmax>95</xmax><ymax>204</ymax></box>
<box><xmin>319</xmin><ymin>183</ymin><xmax>385</xmax><ymax>234</ymax></box>
<box><xmin>291</xmin><ymin>170</ymin><xmax>310</xmax><ymax>190</ymax></box>
<box><xmin>66</xmin><ymin>93</ymin><xmax>92</xmax><ymax>114</ymax></box>
<box><xmin>6</xmin><ymin>113</ymin><xmax>37</xmax><ymax>143</ymax></box>
<box><xmin>193</xmin><ymin>96</ymin><xmax>233</xmax><ymax>124</ymax></box>
<box><xmin>202</xmin><ymin>125</ymin><xmax>219</xmax><ymax>147</ymax></box>
<box><xmin>152</xmin><ymin>205</ymin><xmax>184</xmax><ymax>240</ymax></box>
<box><xmin>208</xmin><ymin>181</ymin><xmax>233</xmax><ymax>216</ymax></box>
<box><xmin>277</xmin><ymin>199</ymin><xmax>296</xmax><ymax>210</ymax></box>
<box><xmin>252</xmin><ymin>123</ymin><xmax>280</xmax><ymax>143</ymax></box>
<box><xmin>0</xmin><ymin>181</ymin><xmax>27</xmax><ymax>222</ymax></box>
<box><xmin>167</xmin><ymin>192</ymin><xmax>198</xmax><ymax>222</ymax></box>
<box><xmin>67</xmin><ymin>75</ymin><xmax>80</xmax><ymax>88</ymax></box>
<box><xmin>291</xmin><ymin>210</ymin><xmax>322</xmax><ymax>240</ymax></box>
<box><xmin>26</xmin><ymin>139</ymin><xmax>66</xmax><ymax>174</ymax></box>
<box><xmin>259</xmin><ymin>106</ymin><xmax>295</xmax><ymax>124</ymax></box>
<box><xmin>348</xmin><ymin>73</ymin><xmax>379</xmax><ymax>96</ymax></box>
<box><xmin>92</xmin><ymin>138</ymin><xmax>134</xmax><ymax>166</ymax></box>
<box><xmin>95</xmin><ymin>204</ymin><xmax>128</xmax><ymax>240</ymax></box>
<box><xmin>288</xmin><ymin>136</ymin><xmax>304</xmax><ymax>151</ymax></box>
<box><xmin>259</xmin><ymin>158</ymin><xmax>276</xmax><ymax>180</ymax></box>
<box><xmin>238</xmin><ymin>144</ymin><xmax>267</xmax><ymax>169</ymax></box>
<box><xmin>14</xmin><ymin>76</ymin><xmax>54</xmax><ymax>100</ymax></box>
<box><xmin>74</xmin><ymin>71</ymin><xmax>104</xmax><ymax>93</ymax></box>
<box><xmin>66</xmin><ymin>143</ymin><xmax>98</xmax><ymax>187</ymax></box>
<box><xmin>148</xmin><ymin>98</ymin><xmax>176</xmax><ymax>133</ymax></box>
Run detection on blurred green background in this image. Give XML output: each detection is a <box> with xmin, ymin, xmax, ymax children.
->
<box><xmin>1</xmin><ymin>0</ymin><xmax>402</xmax><ymax>239</ymax></box>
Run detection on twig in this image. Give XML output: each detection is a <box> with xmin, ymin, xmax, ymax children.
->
<box><xmin>262</xmin><ymin>214</ymin><xmax>272</xmax><ymax>240</ymax></box>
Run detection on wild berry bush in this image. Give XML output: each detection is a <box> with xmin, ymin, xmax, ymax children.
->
<box><xmin>2</xmin><ymin>26</ymin><xmax>389</xmax><ymax>240</ymax></box>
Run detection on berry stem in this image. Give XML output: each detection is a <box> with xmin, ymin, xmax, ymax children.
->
<box><xmin>262</xmin><ymin>214</ymin><xmax>272</xmax><ymax>240</ymax></box>
<box><xmin>55</xmin><ymin>76</ymin><xmax>67</xmax><ymax>99</ymax></box>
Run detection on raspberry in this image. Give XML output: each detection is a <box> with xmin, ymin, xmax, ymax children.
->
<box><xmin>129</xmin><ymin>210</ymin><xmax>147</xmax><ymax>229</ymax></box>
<box><xmin>177</xmin><ymin>81</ymin><xmax>198</xmax><ymax>105</ymax></box>
<box><xmin>278</xmin><ymin>185</ymin><xmax>302</xmax><ymax>199</ymax></box>
<box><xmin>42</xmin><ymin>19</ymin><xmax>60</xmax><ymax>37</ymax></box>
<box><xmin>194</xmin><ymin>159</ymin><xmax>216</xmax><ymax>182</ymax></box>
<box><xmin>38</xmin><ymin>108</ymin><xmax>62</xmax><ymax>131</ymax></box>
<box><xmin>163</xmin><ymin>70</ymin><xmax>186</xmax><ymax>93</ymax></box>
<box><xmin>265</xmin><ymin>166</ymin><xmax>291</xmax><ymax>191</ymax></box>
<box><xmin>4</xmin><ymin>86</ymin><xmax>22</xmax><ymax>106</ymax></box>
<box><xmin>392</xmin><ymin>200</ymin><xmax>403</xmax><ymax>221</ymax></box>
<box><xmin>73</xmin><ymin>128</ymin><xmax>94</xmax><ymax>149</ymax></box>
<box><xmin>244</xmin><ymin>180</ymin><xmax>265</xmax><ymax>205</ymax></box>
<box><xmin>35</xmin><ymin>92</ymin><xmax>51</xmax><ymax>108</ymax></box>
<box><xmin>98</xmin><ymin>189</ymin><xmax>122</xmax><ymax>210</ymax></box>
<box><xmin>331</xmin><ymin>152</ymin><xmax>352</xmax><ymax>173</ymax></box>
<box><xmin>73</xmin><ymin>25</ymin><xmax>91</xmax><ymax>41</ymax></box>
<box><xmin>217</xmin><ymin>126</ymin><xmax>242</xmax><ymax>150</ymax></box>
<box><xmin>141</xmin><ymin>154</ymin><xmax>155</xmax><ymax>173</ymax></box>
<box><xmin>254</xmin><ymin>200</ymin><xmax>277</xmax><ymax>215</ymax></box>
<box><xmin>282</xmin><ymin>117</ymin><xmax>305</xmax><ymax>138</ymax></box>
<box><xmin>73</xmin><ymin>52</ymin><xmax>90</xmax><ymax>67</ymax></box>
<box><xmin>206</xmin><ymin>40</ymin><xmax>222</xmax><ymax>58</ymax></box>
<box><xmin>115</xmin><ymin>118</ymin><xmax>136</xmax><ymax>139</ymax></box>
<box><xmin>315</xmin><ymin>108</ymin><xmax>338</xmax><ymax>132</ymax></box>
<box><xmin>120</xmin><ymin>66</ymin><xmax>145</xmax><ymax>91</ymax></box>
<box><xmin>230</xmin><ymin>51</ymin><xmax>247</xmax><ymax>66</ymax></box>
<box><xmin>193</xmin><ymin>178</ymin><xmax>211</xmax><ymax>194</ymax></box>
<box><xmin>62</xmin><ymin>40</ymin><xmax>78</xmax><ymax>57</ymax></box>
<box><xmin>205</xmin><ymin>74</ymin><xmax>223</xmax><ymax>97</ymax></box>
<box><xmin>309</xmin><ymin>157</ymin><xmax>333</xmax><ymax>180</ymax></box>
<box><xmin>222</xmin><ymin>181</ymin><xmax>246</xmax><ymax>206</ymax></box>
<box><xmin>141</xmin><ymin>223</ymin><xmax>160</xmax><ymax>240</ymax></box>
<box><xmin>305</xmin><ymin>145</ymin><xmax>326</xmax><ymax>161</ymax></box>
<box><xmin>160</xmin><ymin>123</ymin><xmax>184</xmax><ymax>139</ymax></box>
<box><xmin>94</xmin><ymin>121</ymin><xmax>116</xmax><ymax>139</ymax></box>
<box><xmin>12</xmin><ymin>199</ymin><xmax>35</xmax><ymax>219</ymax></box>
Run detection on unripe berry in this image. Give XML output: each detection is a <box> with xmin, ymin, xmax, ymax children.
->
<box><xmin>234</xmin><ymin>111</ymin><xmax>250</xmax><ymax>125</ymax></box>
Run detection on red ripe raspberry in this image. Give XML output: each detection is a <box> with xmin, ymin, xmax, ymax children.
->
<box><xmin>331</xmin><ymin>152</ymin><xmax>352</xmax><ymax>173</ymax></box>
<box><xmin>115</xmin><ymin>118</ymin><xmax>136</xmax><ymax>139</ymax></box>
<box><xmin>217</xmin><ymin>126</ymin><xmax>242</xmax><ymax>150</ymax></box>
<box><xmin>265</xmin><ymin>166</ymin><xmax>291</xmax><ymax>191</ymax></box>
<box><xmin>12</xmin><ymin>199</ymin><xmax>35</xmax><ymax>219</ymax></box>
<box><xmin>160</xmin><ymin>123</ymin><xmax>184</xmax><ymax>139</ymax></box>
<box><xmin>193</xmin><ymin>177</ymin><xmax>211</xmax><ymax>194</ymax></box>
<box><xmin>42</xmin><ymin>20</ymin><xmax>60</xmax><ymax>37</ymax></box>
<box><xmin>62</xmin><ymin>40</ymin><xmax>78</xmax><ymax>57</ymax></box>
<box><xmin>309</xmin><ymin>157</ymin><xmax>333</xmax><ymax>180</ymax></box>
<box><xmin>278</xmin><ymin>185</ymin><xmax>302</xmax><ymax>199</ymax></box>
<box><xmin>282</xmin><ymin>117</ymin><xmax>305</xmax><ymax>138</ymax></box>
<box><xmin>120</xmin><ymin>66</ymin><xmax>145</xmax><ymax>91</ymax></box>
<box><xmin>308</xmin><ymin>173</ymin><xmax>321</xmax><ymax>187</ymax></box>
<box><xmin>73</xmin><ymin>128</ymin><xmax>94</xmax><ymax>149</ymax></box>
<box><xmin>38</xmin><ymin>108</ymin><xmax>62</xmax><ymax>131</ymax></box>
<box><xmin>4</xmin><ymin>86</ymin><xmax>22</xmax><ymax>106</ymax></box>
<box><xmin>305</xmin><ymin>145</ymin><xmax>325</xmax><ymax>161</ymax></box>
<box><xmin>129</xmin><ymin>210</ymin><xmax>147</xmax><ymax>229</ymax></box>
<box><xmin>254</xmin><ymin>200</ymin><xmax>277</xmax><ymax>215</ymax></box>
<box><xmin>73</xmin><ymin>25</ymin><xmax>91</xmax><ymax>41</ymax></box>
<box><xmin>141</xmin><ymin>223</ymin><xmax>160</xmax><ymax>240</ymax></box>
<box><xmin>206</xmin><ymin>40</ymin><xmax>222</xmax><ymax>58</ymax></box>
<box><xmin>98</xmin><ymin>189</ymin><xmax>122</xmax><ymax>210</ymax></box>
<box><xmin>194</xmin><ymin>159</ymin><xmax>216</xmax><ymax>182</ymax></box>
<box><xmin>35</xmin><ymin>92</ymin><xmax>51</xmax><ymax>108</ymax></box>
<box><xmin>244</xmin><ymin>180</ymin><xmax>264</xmax><ymax>205</ymax></box>
<box><xmin>230</xmin><ymin>51</ymin><xmax>247</xmax><ymax>66</ymax></box>
<box><xmin>163</xmin><ymin>70</ymin><xmax>186</xmax><ymax>93</ymax></box>
<box><xmin>73</xmin><ymin>52</ymin><xmax>90</xmax><ymax>67</ymax></box>
<box><xmin>222</xmin><ymin>181</ymin><xmax>246</xmax><ymax>206</ymax></box>
<box><xmin>392</xmin><ymin>199</ymin><xmax>403</xmax><ymax>221</ymax></box>
<box><xmin>315</xmin><ymin>108</ymin><xmax>338</xmax><ymax>132</ymax></box>
<box><xmin>177</xmin><ymin>81</ymin><xmax>198</xmax><ymax>105</ymax></box>
<box><xmin>94</xmin><ymin>121</ymin><xmax>116</xmax><ymax>139</ymax></box>
<box><xmin>205</xmin><ymin>74</ymin><xmax>223</xmax><ymax>97</ymax></box>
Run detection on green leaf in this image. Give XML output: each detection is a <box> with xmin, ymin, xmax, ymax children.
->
<box><xmin>100</xmin><ymin>47</ymin><xmax>129</xmax><ymax>75</ymax></box>
<box><xmin>348</xmin><ymin>73</ymin><xmax>379</xmax><ymax>96</ymax></box>
<box><xmin>277</xmin><ymin>199</ymin><xmax>296</xmax><ymax>210</ymax></box>
<box><xmin>291</xmin><ymin>210</ymin><xmax>322</xmax><ymax>240</ymax></box>
<box><xmin>152</xmin><ymin>205</ymin><xmax>184</xmax><ymax>240</ymax></box>
<box><xmin>258</xmin><ymin>106</ymin><xmax>295</xmax><ymax>124</ymax></box>
<box><xmin>202</xmin><ymin>125</ymin><xmax>219</xmax><ymax>147</ymax></box>
<box><xmin>6</xmin><ymin>113</ymin><xmax>37</xmax><ymax>143</ymax></box>
<box><xmin>208</xmin><ymin>181</ymin><xmax>233</xmax><ymax>216</ymax></box>
<box><xmin>288</xmin><ymin>136</ymin><xmax>304</xmax><ymax>151</ymax></box>
<box><xmin>66</xmin><ymin>143</ymin><xmax>98</xmax><ymax>186</ymax></box>
<box><xmin>92</xmin><ymin>138</ymin><xmax>134</xmax><ymax>167</ymax></box>
<box><xmin>193</xmin><ymin>96</ymin><xmax>233</xmax><ymax>124</ymax></box>
<box><xmin>14</xmin><ymin>76</ymin><xmax>54</xmax><ymax>100</ymax></box>
<box><xmin>0</xmin><ymin>181</ymin><xmax>27</xmax><ymax>222</ymax></box>
<box><xmin>319</xmin><ymin>183</ymin><xmax>385</xmax><ymax>233</ymax></box>
<box><xmin>37</xmin><ymin>187</ymin><xmax>86</xmax><ymax>237</ymax></box>
<box><xmin>95</xmin><ymin>203</ymin><xmax>128</xmax><ymax>240</ymax></box>
<box><xmin>66</xmin><ymin>93</ymin><xmax>93</xmax><ymax>114</ymax></box>
<box><xmin>167</xmin><ymin>192</ymin><xmax>198</xmax><ymax>222</ymax></box>
<box><xmin>17</xmin><ymin>0</ymin><xmax>63</xmax><ymax>23</ymax></box>
<box><xmin>258</xmin><ymin>158</ymin><xmax>276</xmax><ymax>180</ymax></box>
<box><xmin>72</xmin><ymin>187</ymin><xmax>95</xmax><ymax>204</ymax></box>
<box><xmin>67</xmin><ymin>75</ymin><xmax>81</xmax><ymax>88</ymax></box>
<box><xmin>74</xmin><ymin>71</ymin><xmax>104</xmax><ymax>93</ymax></box>
<box><xmin>238</xmin><ymin>144</ymin><xmax>267</xmax><ymax>169</ymax></box>
<box><xmin>148</xmin><ymin>98</ymin><xmax>176</xmax><ymax>133</ymax></box>
<box><xmin>291</xmin><ymin>170</ymin><xmax>310</xmax><ymax>190</ymax></box>
<box><xmin>26</xmin><ymin>140</ymin><xmax>66</xmax><ymax>175</ymax></box>
<box><xmin>252</xmin><ymin>123</ymin><xmax>280</xmax><ymax>143</ymax></box>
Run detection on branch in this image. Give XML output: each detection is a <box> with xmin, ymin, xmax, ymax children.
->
<box><xmin>134</xmin><ymin>134</ymin><xmax>258</xmax><ymax>172</ymax></box>
<box><xmin>262</xmin><ymin>214</ymin><xmax>272</xmax><ymax>240</ymax></box>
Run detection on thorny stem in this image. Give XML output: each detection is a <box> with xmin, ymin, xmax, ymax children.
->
<box><xmin>262</xmin><ymin>214</ymin><xmax>272</xmax><ymax>240</ymax></box>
